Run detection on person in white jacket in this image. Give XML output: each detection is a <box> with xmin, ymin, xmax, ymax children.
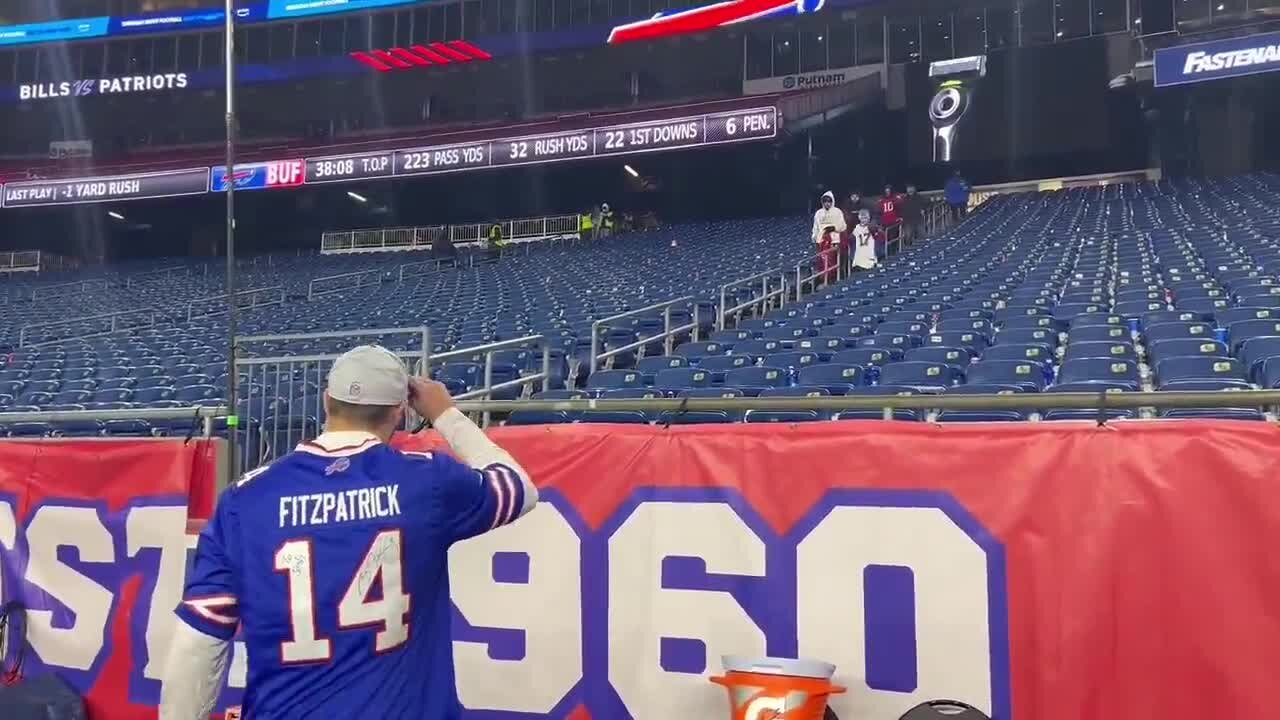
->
<box><xmin>851</xmin><ymin>208</ymin><xmax>877</xmax><ymax>270</ymax></box>
<box><xmin>811</xmin><ymin>191</ymin><xmax>847</xmax><ymax>283</ymax></box>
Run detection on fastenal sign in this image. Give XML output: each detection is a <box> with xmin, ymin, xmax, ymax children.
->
<box><xmin>1154</xmin><ymin>31</ymin><xmax>1280</xmax><ymax>87</ymax></box>
<box><xmin>19</xmin><ymin>72</ymin><xmax>189</xmax><ymax>100</ymax></box>
<box><xmin>743</xmin><ymin>64</ymin><xmax>880</xmax><ymax>96</ymax></box>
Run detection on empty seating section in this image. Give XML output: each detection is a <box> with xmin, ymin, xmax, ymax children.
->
<box><xmin>506</xmin><ymin>172</ymin><xmax>1280</xmax><ymax>423</ymax></box>
<box><xmin>0</xmin><ymin>219</ymin><xmax>811</xmax><ymax>438</ymax></box>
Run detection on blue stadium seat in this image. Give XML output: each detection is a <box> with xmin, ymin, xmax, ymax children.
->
<box><xmin>1154</xmin><ymin>356</ymin><xmax>1246</xmax><ymax>389</ymax></box>
<box><xmin>904</xmin><ymin>346</ymin><xmax>970</xmax><ymax>370</ymax></box>
<box><xmin>877</xmin><ymin>361</ymin><xmax>959</xmax><ymax>392</ymax></box>
<box><xmin>797</xmin><ymin>364</ymin><xmax>865</xmax><ymax>394</ymax></box>
<box><xmin>1056</xmin><ymin>359</ymin><xmax>1140</xmax><ymax>389</ymax></box>
<box><xmin>994</xmin><ymin>327</ymin><xmax>1059</xmax><ymax>348</ymax></box>
<box><xmin>764</xmin><ymin>352</ymin><xmax>818</xmax><ymax>374</ymax></box>
<box><xmin>965</xmin><ymin>360</ymin><xmax>1048</xmax><ymax>392</ymax></box>
<box><xmin>744</xmin><ymin>410</ymin><xmax>822</xmax><ymax>423</ymax></box>
<box><xmin>635</xmin><ymin>356</ymin><xmax>688</xmax><ymax>382</ymax></box>
<box><xmin>730</xmin><ymin>339</ymin><xmax>783</xmax><ymax>361</ymax></box>
<box><xmin>834</xmin><ymin>386</ymin><xmax>922</xmax><ymax>421</ymax></box>
<box><xmin>723</xmin><ymin>366</ymin><xmax>788</xmax><ymax>396</ymax></box>
<box><xmin>795</xmin><ymin>336</ymin><xmax>845</xmax><ymax>361</ymax></box>
<box><xmin>654</xmin><ymin>368</ymin><xmax>712</xmax><ymax>389</ymax></box>
<box><xmin>1061</xmin><ymin>341</ymin><xmax>1136</xmax><ymax>363</ymax></box>
<box><xmin>695</xmin><ymin>355</ymin><xmax>751</xmax><ymax>382</ymax></box>
<box><xmin>587</xmin><ymin>369</ymin><xmax>645</xmax><ymax>391</ymax></box>
<box><xmin>673</xmin><ymin>342</ymin><xmax>724</xmax><ymax>361</ymax></box>
<box><xmin>1068</xmin><ymin>324</ymin><xmax>1131</xmax><ymax>343</ymax></box>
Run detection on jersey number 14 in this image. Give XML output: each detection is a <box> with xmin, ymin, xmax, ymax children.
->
<box><xmin>273</xmin><ymin>529</ymin><xmax>411</xmax><ymax>663</ymax></box>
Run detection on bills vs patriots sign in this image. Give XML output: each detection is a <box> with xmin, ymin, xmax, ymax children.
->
<box><xmin>0</xmin><ymin>422</ymin><xmax>1278</xmax><ymax>720</ymax></box>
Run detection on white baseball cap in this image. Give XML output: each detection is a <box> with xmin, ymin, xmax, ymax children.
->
<box><xmin>326</xmin><ymin>345</ymin><xmax>409</xmax><ymax>406</ymax></box>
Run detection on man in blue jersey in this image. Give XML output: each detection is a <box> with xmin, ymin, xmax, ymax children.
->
<box><xmin>159</xmin><ymin>345</ymin><xmax>537</xmax><ymax>719</ymax></box>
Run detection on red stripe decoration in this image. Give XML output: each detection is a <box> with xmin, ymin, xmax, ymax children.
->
<box><xmin>349</xmin><ymin>50</ymin><xmax>393</xmax><ymax>72</ymax></box>
<box><xmin>449</xmin><ymin>40</ymin><xmax>493</xmax><ymax>60</ymax></box>
<box><xmin>371</xmin><ymin>48</ymin><xmax>413</xmax><ymax>69</ymax></box>
<box><xmin>411</xmin><ymin>43</ymin><xmax>452</xmax><ymax>64</ymax></box>
<box><xmin>391</xmin><ymin>47</ymin><xmax>432</xmax><ymax>66</ymax></box>
<box><xmin>430</xmin><ymin>41</ymin><xmax>472</xmax><ymax>62</ymax></box>
<box><xmin>350</xmin><ymin>42</ymin><xmax>493</xmax><ymax>72</ymax></box>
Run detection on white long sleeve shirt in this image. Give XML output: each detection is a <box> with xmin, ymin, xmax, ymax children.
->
<box><xmin>811</xmin><ymin>206</ymin><xmax>847</xmax><ymax>243</ymax></box>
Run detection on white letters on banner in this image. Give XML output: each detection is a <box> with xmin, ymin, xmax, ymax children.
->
<box><xmin>0</xmin><ymin>492</ymin><xmax>1004</xmax><ymax>718</ymax></box>
<box><xmin>608</xmin><ymin>502</ymin><xmax>767</xmax><ymax>719</ymax></box>
<box><xmin>24</xmin><ymin>506</ymin><xmax>115</xmax><ymax>671</ymax></box>
<box><xmin>449</xmin><ymin>506</ymin><xmax>583</xmax><ymax>713</ymax></box>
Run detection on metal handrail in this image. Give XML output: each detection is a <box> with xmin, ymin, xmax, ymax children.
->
<box><xmin>19</xmin><ymin>308</ymin><xmax>158</xmax><ymax>347</ymax></box>
<box><xmin>187</xmin><ymin>286</ymin><xmax>285</xmax><ymax>322</ymax></box>
<box><xmin>431</xmin><ymin>334</ymin><xmax>552</xmax><ymax>427</ymax></box>
<box><xmin>126</xmin><ymin>265</ymin><xmax>191</xmax><ymax>288</ymax></box>
<box><xmin>0</xmin><ymin>405</ymin><xmax>229</xmax><ymax>437</ymax></box>
<box><xmin>452</xmin><ymin>390</ymin><xmax>1280</xmax><ymax>414</ymax></box>
<box><xmin>31</xmin><ymin>277</ymin><xmax>110</xmax><ymax>301</ymax></box>
<box><xmin>590</xmin><ymin>297</ymin><xmax>698</xmax><ymax>374</ymax></box>
<box><xmin>718</xmin><ymin>268</ymin><xmax>788</xmax><ymax>330</ymax></box>
<box><xmin>237</xmin><ymin>326</ymin><xmax>428</xmax><ymax>343</ymax></box>
<box><xmin>307</xmin><ymin>268</ymin><xmax>384</xmax><ymax>300</ymax></box>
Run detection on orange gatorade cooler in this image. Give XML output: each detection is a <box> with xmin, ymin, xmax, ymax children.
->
<box><xmin>710</xmin><ymin>655</ymin><xmax>845</xmax><ymax>720</ymax></box>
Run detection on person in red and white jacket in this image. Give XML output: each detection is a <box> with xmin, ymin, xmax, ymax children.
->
<box><xmin>811</xmin><ymin>191</ymin><xmax>847</xmax><ymax>283</ymax></box>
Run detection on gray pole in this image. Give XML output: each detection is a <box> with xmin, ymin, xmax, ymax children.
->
<box><xmin>224</xmin><ymin>0</ymin><xmax>239</xmax><ymax>481</ymax></box>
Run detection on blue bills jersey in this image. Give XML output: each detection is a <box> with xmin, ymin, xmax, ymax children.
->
<box><xmin>177</xmin><ymin>435</ymin><xmax>526</xmax><ymax>719</ymax></box>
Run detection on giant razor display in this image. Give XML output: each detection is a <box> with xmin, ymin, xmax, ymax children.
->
<box><xmin>927</xmin><ymin>55</ymin><xmax>986</xmax><ymax>163</ymax></box>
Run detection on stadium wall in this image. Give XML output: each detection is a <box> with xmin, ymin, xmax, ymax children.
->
<box><xmin>0</xmin><ymin>423</ymin><xmax>1276</xmax><ymax>719</ymax></box>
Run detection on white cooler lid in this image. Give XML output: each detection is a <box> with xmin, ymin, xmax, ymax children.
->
<box><xmin>721</xmin><ymin>655</ymin><xmax>835</xmax><ymax>680</ymax></box>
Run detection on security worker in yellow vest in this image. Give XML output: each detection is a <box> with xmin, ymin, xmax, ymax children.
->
<box><xmin>579</xmin><ymin>210</ymin><xmax>594</xmax><ymax>240</ymax></box>
<box><xmin>480</xmin><ymin>223</ymin><xmax>505</xmax><ymax>263</ymax></box>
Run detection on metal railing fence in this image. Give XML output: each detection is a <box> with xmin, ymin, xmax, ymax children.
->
<box><xmin>233</xmin><ymin>329</ymin><xmax>552</xmax><ymax>471</ymax></box>
<box><xmin>0</xmin><ymin>405</ymin><xmax>228</xmax><ymax>437</ymax></box>
<box><xmin>590</xmin><ymin>298</ymin><xmax>701</xmax><ymax>374</ymax></box>
<box><xmin>307</xmin><ymin>268</ymin><xmax>385</xmax><ymax>300</ymax></box>
<box><xmin>19</xmin><ymin>308</ymin><xmax>158</xmax><ymax>347</ymax></box>
<box><xmin>188</xmin><ymin>286</ymin><xmax>286</xmax><ymax>322</ymax></box>
<box><xmin>0</xmin><ymin>251</ymin><xmax>41</xmax><ymax>273</ymax></box>
<box><xmin>717</xmin><ymin>268</ymin><xmax>789</xmax><ymax>330</ymax></box>
<box><xmin>455</xmin><ymin>389</ymin><xmax>1280</xmax><ymax>421</ymax></box>
<box><xmin>321</xmin><ymin>214</ymin><xmax>579</xmax><ymax>254</ymax></box>
<box><xmin>126</xmin><ymin>265</ymin><xmax>192</xmax><ymax>288</ymax></box>
<box><xmin>31</xmin><ymin>277</ymin><xmax>110</xmax><ymax>301</ymax></box>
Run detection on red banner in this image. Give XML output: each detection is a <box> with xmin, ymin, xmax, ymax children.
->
<box><xmin>398</xmin><ymin>420</ymin><xmax>1279</xmax><ymax>720</ymax></box>
<box><xmin>2</xmin><ymin>424</ymin><xmax>1278</xmax><ymax>720</ymax></box>
<box><xmin>0</xmin><ymin>439</ymin><xmax>220</xmax><ymax>720</ymax></box>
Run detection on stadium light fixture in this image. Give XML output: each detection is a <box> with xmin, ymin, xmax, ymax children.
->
<box><xmin>348</xmin><ymin>191</ymin><xmax>369</xmax><ymax>203</ymax></box>
<box><xmin>107</xmin><ymin>211</ymin><xmax>124</xmax><ymax>221</ymax></box>
<box><xmin>624</xmin><ymin>164</ymin><xmax>640</xmax><ymax>178</ymax></box>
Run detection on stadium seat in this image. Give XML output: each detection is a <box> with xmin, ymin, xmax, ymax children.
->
<box><xmin>654</xmin><ymin>368</ymin><xmax>712</xmax><ymax>389</ymax></box>
<box><xmin>1056</xmin><ymin>359</ymin><xmax>1140</xmax><ymax>389</ymax></box>
<box><xmin>586</xmin><ymin>369</ymin><xmax>645</xmax><ymax>391</ymax></box>
<box><xmin>797</xmin><ymin>364</ymin><xmax>865</xmax><ymax>394</ymax></box>
<box><xmin>877</xmin><ymin>361</ymin><xmax>959</xmax><ymax>392</ymax></box>
<box><xmin>965</xmin><ymin>360</ymin><xmax>1048</xmax><ymax>392</ymax></box>
<box><xmin>722</xmin><ymin>366</ymin><xmax>788</xmax><ymax>396</ymax></box>
<box><xmin>730</xmin><ymin>339</ymin><xmax>783</xmax><ymax>361</ymax></box>
<box><xmin>695</xmin><ymin>355</ymin><xmax>751</xmax><ymax>382</ymax></box>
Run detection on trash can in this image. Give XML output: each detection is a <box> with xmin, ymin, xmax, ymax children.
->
<box><xmin>710</xmin><ymin>655</ymin><xmax>845</xmax><ymax>720</ymax></box>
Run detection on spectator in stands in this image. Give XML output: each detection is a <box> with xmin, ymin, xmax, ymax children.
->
<box><xmin>599</xmin><ymin>203</ymin><xmax>616</xmax><ymax>238</ymax></box>
<box><xmin>851</xmin><ymin>209</ymin><xmax>876</xmax><ymax>270</ymax></box>
<box><xmin>899</xmin><ymin>184</ymin><xmax>924</xmax><ymax>245</ymax></box>
<box><xmin>877</xmin><ymin>184</ymin><xmax>902</xmax><ymax>229</ymax></box>
<box><xmin>844</xmin><ymin>191</ymin><xmax>871</xmax><ymax>222</ymax></box>
<box><xmin>479</xmin><ymin>223</ymin><xmax>505</xmax><ymax>263</ymax></box>
<box><xmin>431</xmin><ymin>230</ymin><xmax>457</xmax><ymax>265</ymax></box>
<box><xmin>945</xmin><ymin>170</ymin><xmax>971</xmax><ymax>221</ymax></box>
<box><xmin>812</xmin><ymin>191</ymin><xmax>847</xmax><ymax>283</ymax></box>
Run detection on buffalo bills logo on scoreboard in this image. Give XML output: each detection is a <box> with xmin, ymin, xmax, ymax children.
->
<box><xmin>1154</xmin><ymin>30</ymin><xmax>1280</xmax><ymax>87</ymax></box>
<box><xmin>211</xmin><ymin>160</ymin><xmax>305</xmax><ymax>192</ymax></box>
